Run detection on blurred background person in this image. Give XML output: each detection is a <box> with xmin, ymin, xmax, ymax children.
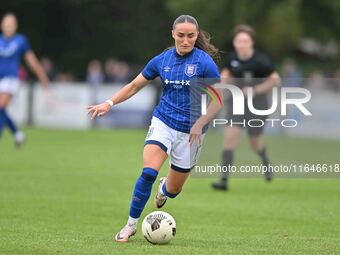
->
<box><xmin>212</xmin><ymin>25</ymin><xmax>280</xmax><ymax>191</ymax></box>
<box><xmin>40</xmin><ymin>56</ymin><xmax>57</xmax><ymax>82</ymax></box>
<box><xmin>305</xmin><ymin>70</ymin><xmax>325</xmax><ymax>93</ymax></box>
<box><xmin>281</xmin><ymin>58</ymin><xmax>304</xmax><ymax>123</ymax></box>
<box><xmin>0</xmin><ymin>13</ymin><xmax>49</xmax><ymax>147</ymax></box>
<box><xmin>86</xmin><ymin>59</ymin><xmax>104</xmax><ymax>122</ymax></box>
<box><xmin>334</xmin><ymin>68</ymin><xmax>340</xmax><ymax>92</ymax></box>
<box><xmin>87</xmin><ymin>59</ymin><xmax>104</xmax><ymax>87</ymax></box>
<box><xmin>55</xmin><ymin>72</ymin><xmax>75</xmax><ymax>82</ymax></box>
<box><xmin>281</xmin><ymin>58</ymin><xmax>303</xmax><ymax>88</ymax></box>
<box><xmin>104</xmin><ymin>58</ymin><xmax>117</xmax><ymax>83</ymax></box>
<box><xmin>18</xmin><ymin>65</ymin><xmax>28</xmax><ymax>81</ymax></box>
<box><xmin>103</xmin><ymin>58</ymin><xmax>131</xmax><ymax>84</ymax></box>
<box><xmin>112</xmin><ymin>60</ymin><xmax>131</xmax><ymax>84</ymax></box>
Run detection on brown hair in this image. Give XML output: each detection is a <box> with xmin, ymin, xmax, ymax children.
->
<box><xmin>2</xmin><ymin>12</ymin><xmax>17</xmax><ymax>21</ymax></box>
<box><xmin>233</xmin><ymin>24</ymin><xmax>255</xmax><ymax>41</ymax></box>
<box><xmin>172</xmin><ymin>15</ymin><xmax>220</xmax><ymax>61</ymax></box>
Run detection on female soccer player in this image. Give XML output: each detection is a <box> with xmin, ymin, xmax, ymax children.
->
<box><xmin>88</xmin><ymin>15</ymin><xmax>222</xmax><ymax>242</ymax></box>
<box><xmin>212</xmin><ymin>25</ymin><xmax>280</xmax><ymax>191</ymax></box>
<box><xmin>0</xmin><ymin>13</ymin><xmax>49</xmax><ymax>146</ymax></box>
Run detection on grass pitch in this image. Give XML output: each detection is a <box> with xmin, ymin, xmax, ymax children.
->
<box><xmin>0</xmin><ymin>128</ymin><xmax>339</xmax><ymax>254</ymax></box>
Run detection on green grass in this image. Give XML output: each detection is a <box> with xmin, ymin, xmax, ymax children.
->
<box><xmin>0</xmin><ymin>128</ymin><xmax>339</xmax><ymax>255</ymax></box>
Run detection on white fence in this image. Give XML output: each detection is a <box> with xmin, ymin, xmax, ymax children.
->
<box><xmin>8</xmin><ymin>83</ymin><xmax>157</xmax><ymax>129</ymax></box>
<box><xmin>7</xmin><ymin>82</ymin><xmax>340</xmax><ymax>139</ymax></box>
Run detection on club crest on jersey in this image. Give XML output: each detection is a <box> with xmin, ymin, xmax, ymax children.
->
<box><xmin>185</xmin><ymin>64</ymin><xmax>197</xmax><ymax>77</ymax></box>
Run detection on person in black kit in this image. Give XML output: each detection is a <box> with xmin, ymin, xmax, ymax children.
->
<box><xmin>212</xmin><ymin>25</ymin><xmax>280</xmax><ymax>191</ymax></box>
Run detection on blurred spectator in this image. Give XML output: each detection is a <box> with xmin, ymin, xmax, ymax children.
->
<box><xmin>334</xmin><ymin>68</ymin><xmax>340</xmax><ymax>92</ymax></box>
<box><xmin>55</xmin><ymin>72</ymin><xmax>75</xmax><ymax>82</ymax></box>
<box><xmin>305</xmin><ymin>71</ymin><xmax>325</xmax><ymax>92</ymax></box>
<box><xmin>324</xmin><ymin>68</ymin><xmax>340</xmax><ymax>92</ymax></box>
<box><xmin>87</xmin><ymin>59</ymin><xmax>104</xmax><ymax>87</ymax></box>
<box><xmin>281</xmin><ymin>59</ymin><xmax>303</xmax><ymax>87</ymax></box>
<box><xmin>86</xmin><ymin>59</ymin><xmax>104</xmax><ymax>113</ymax></box>
<box><xmin>18</xmin><ymin>65</ymin><xmax>28</xmax><ymax>81</ymax></box>
<box><xmin>281</xmin><ymin>59</ymin><xmax>304</xmax><ymax>124</ymax></box>
<box><xmin>113</xmin><ymin>61</ymin><xmax>131</xmax><ymax>83</ymax></box>
<box><xmin>104</xmin><ymin>58</ymin><xmax>117</xmax><ymax>83</ymax></box>
<box><xmin>104</xmin><ymin>60</ymin><xmax>131</xmax><ymax>84</ymax></box>
<box><xmin>41</xmin><ymin>57</ymin><xmax>57</xmax><ymax>81</ymax></box>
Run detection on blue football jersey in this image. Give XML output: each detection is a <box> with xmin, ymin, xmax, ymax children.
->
<box><xmin>0</xmin><ymin>33</ymin><xmax>31</xmax><ymax>78</ymax></box>
<box><xmin>142</xmin><ymin>47</ymin><xmax>220</xmax><ymax>133</ymax></box>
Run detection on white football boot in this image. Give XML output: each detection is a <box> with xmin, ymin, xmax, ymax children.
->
<box><xmin>154</xmin><ymin>177</ymin><xmax>167</xmax><ymax>208</ymax></box>
<box><xmin>14</xmin><ymin>131</ymin><xmax>25</xmax><ymax>149</ymax></box>
<box><xmin>114</xmin><ymin>223</ymin><xmax>137</xmax><ymax>243</ymax></box>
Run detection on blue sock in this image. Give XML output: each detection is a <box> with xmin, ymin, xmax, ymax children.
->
<box><xmin>0</xmin><ymin>108</ymin><xmax>6</xmax><ymax>137</ymax></box>
<box><xmin>162</xmin><ymin>182</ymin><xmax>180</xmax><ymax>198</ymax></box>
<box><xmin>129</xmin><ymin>167</ymin><xmax>158</xmax><ymax>219</ymax></box>
<box><xmin>3</xmin><ymin>110</ymin><xmax>17</xmax><ymax>134</ymax></box>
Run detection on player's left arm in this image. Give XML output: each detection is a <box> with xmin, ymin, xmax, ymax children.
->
<box><xmin>24</xmin><ymin>51</ymin><xmax>49</xmax><ymax>88</ymax></box>
<box><xmin>189</xmin><ymin>87</ymin><xmax>224</xmax><ymax>144</ymax></box>
<box><xmin>189</xmin><ymin>55</ymin><xmax>224</xmax><ymax>144</ymax></box>
<box><xmin>253</xmin><ymin>71</ymin><xmax>281</xmax><ymax>95</ymax></box>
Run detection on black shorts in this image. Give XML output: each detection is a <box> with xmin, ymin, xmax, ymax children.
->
<box><xmin>226</xmin><ymin>102</ymin><xmax>268</xmax><ymax>136</ymax></box>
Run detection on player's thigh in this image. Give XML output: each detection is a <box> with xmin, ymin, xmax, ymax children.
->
<box><xmin>143</xmin><ymin>144</ymin><xmax>168</xmax><ymax>171</ymax></box>
<box><xmin>143</xmin><ymin>117</ymin><xmax>174</xmax><ymax>171</ymax></box>
<box><xmin>0</xmin><ymin>93</ymin><xmax>12</xmax><ymax>108</ymax></box>
<box><xmin>248</xmin><ymin>134</ymin><xmax>264</xmax><ymax>152</ymax></box>
<box><xmin>247</xmin><ymin>114</ymin><xmax>266</xmax><ymax>151</ymax></box>
<box><xmin>223</xmin><ymin>125</ymin><xmax>243</xmax><ymax>149</ymax></box>
<box><xmin>170</xmin><ymin>132</ymin><xmax>205</xmax><ymax>172</ymax></box>
<box><xmin>166</xmin><ymin>167</ymin><xmax>190</xmax><ymax>193</ymax></box>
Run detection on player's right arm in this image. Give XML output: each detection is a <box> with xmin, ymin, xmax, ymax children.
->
<box><xmin>87</xmin><ymin>73</ymin><xmax>149</xmax><ymax>120</ymax></box>
<box><xmin>24</xmin><ymin>51</ymin><xmax>49</xmax><ymax>88</ymax></box>
<box><xmin>88</xmin><ymin>53</ymin><xmax>161</xmax><ymax>120</ymax></box>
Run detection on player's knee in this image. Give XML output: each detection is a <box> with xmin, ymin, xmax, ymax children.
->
<box><xmin>224</xmin><ymin>137</ymin><xmax>238</xmax><ymax>149</ymax></box>
<box><xmin>143</xmin><ymin>161</ymin><xmax>161</xmax><ymax>171</ymax></box>
<box><xmin>143</xmin><ymin>155</ymin><xmax>161</xmax><ymax>169</ymax></box>
<box><xmin>249</xmin><ymin>138</ymin><xmax>262</xmax><ymax>152</ymax></box>
<box><xmin>250</xmin><ymin>143</ymin><xmax>259</xmax><ymax>152</ymax></box>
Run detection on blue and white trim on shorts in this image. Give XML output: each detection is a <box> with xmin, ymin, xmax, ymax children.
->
<box><xmin>144</xmin><ymin>117</ymin><xmax>204</xmax><ymax>173</ymax></box>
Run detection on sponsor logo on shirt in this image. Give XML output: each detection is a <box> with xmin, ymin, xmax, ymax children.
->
<box><xmin>164</xmin><ymin>79</ymin><xmax>190</xmax><ymax>88</ymax></box>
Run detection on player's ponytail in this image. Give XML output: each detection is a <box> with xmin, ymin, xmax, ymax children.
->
<box><xmin>195</xmin><ymin>29</ymin><xmax>220</xmax><ymax>62</ymax></box>
<box><xmin>172</xmin><ymin>15</ymin><xmax>220</xmax><ymax>62</ymax></box>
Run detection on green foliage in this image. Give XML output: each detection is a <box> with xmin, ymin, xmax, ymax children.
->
<box><xmin>1</xmin><ymin>0</ymin><xmax>339</xmax><ymax>77</ymax></box>
<box><xmin>166</xmin><ymin>0</ymin><xmax>340</xmax><ymax>62</ymax></box>
<box><xmin>260</xmin><ymin>0</ymin><xmax>303</xmax><ymax>57</ymax></box>
<box><xmin>1</xmin><ymin>0</ymin><xmax>173</xmax><ymax>78</ymax></box>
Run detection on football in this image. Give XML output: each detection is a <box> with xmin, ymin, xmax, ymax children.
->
<box><xmin>142</xmin><ymin>211</ymin><xmax>176</xmax><ymax>244</ymax></box>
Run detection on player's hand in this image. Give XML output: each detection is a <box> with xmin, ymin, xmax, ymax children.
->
<box><xmin>189</xmin><ymin>121</ymin><xmax>203</xmax><ymax>146</ymax></box>
<box><xmin>242</xmin><ymin>86</ymin><xmax>250</xmax><ymax>97</ymax></box>
<box><xmin>42</xmin><ymin>80</ymin><xmax>49</xmax><ymax>88</ymax></box>
<box><xmin>242</xmin><ymin>86</ymin><xmax>258</xmax><ymax>97</ymax></box>
<box><xmin>42</xmin><ymin>86</ymin><xmax>58</xmax><ymax>109</ymax></box>
<box><xmin>87</xmin><ymin>102</ymin><xmax>111</xmax><ymax>120</ymax></box>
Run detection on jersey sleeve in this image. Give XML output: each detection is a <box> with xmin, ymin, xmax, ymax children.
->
<box><xmin>141</xmin><ymin>55</ymin><xmax>160</xmax><ymax>80</ymax></box>
<box><xmin>260</xmin><ymin>54</ymin><xmax>275</xmax><ymax>77</ymax></box>
<box><xmin>19</xmin><ymin>35</ymin><xmax>31</xmax><ymax>56</ymax></box>
<box><xmin>203</xmin><ymin>54</ymin><xmax>221</xmax><ymax>80</ymax></box>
